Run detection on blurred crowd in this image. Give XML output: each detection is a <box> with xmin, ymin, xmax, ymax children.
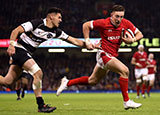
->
<box><xmin>0</xmin><ymin>51</ymin><xmax>160</xmax><ymax>91</ymax></box>
<box><xmin>0</xmin><ymin>0</ymin><xmax>159</xmax><ymax>39</ymax></box>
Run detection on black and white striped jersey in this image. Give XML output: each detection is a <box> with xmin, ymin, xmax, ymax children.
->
<box><xmin>17</xmin><ymin>18</ymin><xmax>69</xmax><ymax>53</ymax></box>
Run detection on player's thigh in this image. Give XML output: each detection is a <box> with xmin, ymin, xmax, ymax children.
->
<box><xmin>22</xmin><ymin>58</ymin><xmax>36</xmax><ymax>70</ymax></box>
<box><xmin>5</xmin><ymin>65</ymin><xmax>22</xmax><ymax>85</ymax></box>
<box><xmin>15</xmin><ymin>79</ymin><xmax>21</xmax><ymax>89</ymax></box>
<box><xmin>22</xmin><ymin>58</ymin><xmax>42</xmax><ymax>77</ymax></box>
<box><xmin>149</xmin><ymin>74</ymin><xmax>155</xmax><ymax>85</ymax></box>
<box><xmin>107</xmin><ymin>58</ymin><xmax>129</xmax><ymax>76</ymax></box>
<box><xmin>134</xmin><ymin>69</ymin><xmax>142</xmax><ymax>79</ymax></box>
<box><xmin>89</xmin><ymin>64</ymin><xmax>107</xmax><ymax>84</ymax></box>
<box><xmin>22</xmin><ymin>77</ymin><xmax>28</xmax><ymax>85</ymax></box>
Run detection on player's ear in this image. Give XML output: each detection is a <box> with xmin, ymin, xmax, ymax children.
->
<box><xmin>110</xmin><ymin>12</ymin><xmax>113</xmax><ymax>17</ymax></box>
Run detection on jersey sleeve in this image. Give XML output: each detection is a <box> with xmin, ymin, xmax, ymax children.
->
<box><xmin>21</xmin><ymin>19</ymin><xmax>43</xmax><ymax>32</ymax></box>
<box><xmin>125</xmin><ymin>20</ymin><xmax>138</xmax><ymax>34</ymax></box>
<box><xmin>56</xmin><ymin>28</ymin><xmax>69</xmax><ymax>40</ymax></box>
<box><xmin>154</xmin><ymin>60</ymin><xmax>157</xmax><ymax>65</ymax></box>
<box><xmin>132</xmin><ymin>52</ymin><xmax>137</xmax><ymax>59</ymax></box>
<box><xmin>91</xmin><ymin>19</ymin><xmax>105</xmax><ymax>30</ymax></box>
<box><xmin>21</xmin><ymin>21</ymin><xmax>33</xmax><ymax>32</ymax></box>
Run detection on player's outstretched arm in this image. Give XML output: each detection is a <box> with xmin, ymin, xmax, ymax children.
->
<box><xmin>66</xmin><ymin>36</ymin><xmax>85</xmax><ymax>47</ymax></box>
<box><xmin>7</xmin><ymin>26</ymin><xmax>24</xmax><ymax>56</ymax></box>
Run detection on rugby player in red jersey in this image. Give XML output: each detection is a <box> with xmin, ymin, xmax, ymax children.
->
<box><xmin>57</xmin><ymin>5</ymin><xmax>143</xmax><ymax>110</ymax></box>
<box><xmin>131</xmin><ymin>45</ymin><xmax>148</xmax><ymax>99</ymax></box>
<box><xmin>146</xmin><ymin>53</ymin><xmax>157</xmax><ymax>97</ymax></box>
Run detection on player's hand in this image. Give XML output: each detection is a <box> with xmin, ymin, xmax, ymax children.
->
<box><xmin>94</xmin><ymin>41</ymin><xmax>102</xmax><ymax>50</ymax></box>
<box><xmin>121</xmin><ymin>31</ymin><xmax>136</xmax><ymax>44</ymax></box>
<box><xmin>86</xmin><ymin>43</ymin><xmax>95</xmax><ymax>50</ymax></box>
<box><xmin>7</xmin><ymin>45</ymin><xmax>15</xmax><ymax>56</ymax></box>
<box><xmin>121</xmin><ymin>36</ymin><xmax>133</xmax><ymax>44</ymax></box>
<box><xmin>85</xmin><ymin>38</ymin><xmax>94</xmax><ymax>50</ymax></box>
<box><xmin>135</xmin><ymin>63</ymin><xmax>142</xmax><ymax>67</ymax></box>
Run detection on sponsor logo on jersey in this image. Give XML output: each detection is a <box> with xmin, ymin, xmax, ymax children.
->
<box><xmin>108</xmin><ymin>29</ymin><xmax>112</xmax><ymax>32</ymax></box>
<box><xmin>107</xmin><ymin>36</ymin><xmax>120</xmax><ymax>40</ymax></box>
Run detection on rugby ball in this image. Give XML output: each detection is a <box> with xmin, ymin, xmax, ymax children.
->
<box><xmin>124</xmin><ymin>29</ymin><xmax>135</xmax><ymax>38</ymax></box>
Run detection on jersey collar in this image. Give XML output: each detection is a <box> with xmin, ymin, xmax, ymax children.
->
<box><xmin>43</xmin><ymin>18</ymin><xmax>47</xmax><ymax>26</ymax></box>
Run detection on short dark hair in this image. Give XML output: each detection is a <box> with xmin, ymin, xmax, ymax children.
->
<box><xmin>46</xmin><ymin>7</ymin><xmax>62</xmax><ymax>15</ymax></box>
<box><xmin>111</xmin><ymin>5</ymin><xmax>125</xmax><ymax>12</ymax></box>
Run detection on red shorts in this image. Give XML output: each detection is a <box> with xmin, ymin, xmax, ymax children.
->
<box><xmin>96</xmin><ymin>50</ymin><xmax>114</xmax><ymax>70</ymax></box>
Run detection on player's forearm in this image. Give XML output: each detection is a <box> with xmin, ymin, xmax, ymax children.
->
<box><xmin>67</xmin><ymin>36</ymin><xmax>85</xmax><ymax>47</ymax></box>
<box><xmin>135</xmin><ymin>31</ymin><xmax>143</xmax><ymax>41</ymax></box>
<box><xmin>10</xmin><ymin>29</ymin><xmax>19</xmax><ymax>46</ymax></box>
<box><xmin>131</xmin><ymin>58</ymin><xmax>137</xmax><ymax>65</ymax></box>
<box><xmin>10</xmin><ymin>26</ymin><xmax>24</xmax><ymax>46</ymax></box>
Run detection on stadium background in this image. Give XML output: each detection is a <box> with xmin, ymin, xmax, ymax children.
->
<box><xmin>0</xmin><ymin>0</ymin><xmax>160</xmax><ymax>92</ymax></box>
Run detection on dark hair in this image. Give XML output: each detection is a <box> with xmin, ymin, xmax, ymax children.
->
<box><xmin>111</xmin><ymin>5</ymin><xmax>125</xmax><ymax>12</ymax></box>
<box><xmin>46</xmin><ymin>7</ymin><xmax>62</xmax><ymax>15</ymax></box>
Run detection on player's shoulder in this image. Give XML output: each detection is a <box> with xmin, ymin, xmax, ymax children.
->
<box><xmin>94</xmin><ymin>17</ymin><xmax>109</xmax><ymax>24</ymax></box>
<box><xmin>134</xmin><ymin>51</ymin><xmax>139</xmax><ymax>55</ymax></box>
<box><xmin>133</xmin><ymin>51</ymin><xmax>138</xmax><ymax>57</ymax></box>
<box><xmin>144</xmin><ymin>51</ymin><xmax>148</xmax><ymax>55</ymax></box>
<box><xmin>153</xmin><ymin>59</ymin><xmax>156</xmax><ymax>63</ymax></box>
<box><xmin>30</xmin><ymin>18</ymin><xmax>44</xmax><ymax>27</ymax></box>
<box><xmin>121</xmin><ymin>18</ymin><xmax>133</xmax><ymax>25</ymax></box>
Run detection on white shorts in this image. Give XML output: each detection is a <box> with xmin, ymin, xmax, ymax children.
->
<box><xmin>147</xmin><ymin>74</ymin><xmax>155</xmax><ymax>81</ymax></box>
<box><xmin>135</xmin><ymin>68</ymin><xmax>148</xmax><ymax>79</ymax></box>
<box><xmin>96</xmin><ymin>50</ymin><xmax>114</xmax><ymax>70</ymax></box>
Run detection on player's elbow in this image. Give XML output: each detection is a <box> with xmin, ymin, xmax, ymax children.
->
<box><xmin>83</xmin><ymin>21</ymin><xmax>91</xmax><ymax>30</ymax></box>
<box><xmin>140</xmin><ymin>32</ymin><xmax>144</xmax><ymax>39</ymax></box>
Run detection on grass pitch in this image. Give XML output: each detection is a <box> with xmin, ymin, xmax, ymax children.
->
<box><xmin>0</xmin><ymin>92</ymin><xmax>159</xmax><ymax>115</ymax></box>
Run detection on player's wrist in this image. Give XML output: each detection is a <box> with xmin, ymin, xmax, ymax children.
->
<box><xmin>85</xmin><ymin>38</ymin><xmax>91</xmax><ymax>45</ymax></box>
<box><xmin>131</xmin><ymin>37</ymin><xmax>137</xmax><ymax>43</ymax></box>
<box><xmin>10</xmin><ymin>40</ymin><xmax>16</xmax><ymax>46</ymax></box>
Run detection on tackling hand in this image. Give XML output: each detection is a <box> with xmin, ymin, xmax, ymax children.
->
<box><xmin>7</xmin><ymin>45</ymin><xmax>15</xmax><ymax>56</ymax></box>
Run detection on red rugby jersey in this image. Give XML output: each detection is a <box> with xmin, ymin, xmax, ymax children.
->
<box><xmin>132</xmin><ymin>51</ymin><xmax>148</xmax><ymax>69</ymax></box>
<box><xmin>147</xmin><ymin>59</ymin><xmax>156</xmax><ymax>74</ymax></box>
<box><xmin>92</xmin><ymin>17</ymin><xmax>137</xmax><ymax>57</ymax></box>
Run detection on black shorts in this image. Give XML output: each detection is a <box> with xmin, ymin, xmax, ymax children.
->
<box><xmin>11</xmin><ymin>47</ymin><xmax>32</xmax><ymax>68</ymax></box>
<box><xmin>19</xmin><ymin>71</ymin><xmax>32</xmax><ymax>79</ymax></box>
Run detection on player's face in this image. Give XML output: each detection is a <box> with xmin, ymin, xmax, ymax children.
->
<box><xmin>149</xmin><ymin>53</ymin><xmax>154</xmax><ymax>59</ymax></box>
<box><xmin>50</xmin><ymin>13</ymin><xmax>62</xmax><ymax>27</ymax></box>
<box><xmin>111</xmin><ymin>11</ymin><xmax>124</xmax><ymax>26</ymax></box>
<box><xmin>138</xmin><ymin>47</ymin><xmax>144</xmax><ymax>52</ymax></box>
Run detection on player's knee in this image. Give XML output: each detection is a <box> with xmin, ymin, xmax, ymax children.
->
<box><xmin>4</xmin><ymin>80</ymin><xmax>14</xmax><ymax>86</ymax></box>
<box><xmin>120</xmin><ymin>67</ymin><xmax>129</xmax><ymax>77</ymax></box>
<box><xmin>33</xmin><ymin>69</ymin><xmax>43</xmax><ymax>80</ymax></box>
<box><xmin>88</xmin><ymin>78</ymin><xmax>98</xmax><ymax>85</ymax></box>
<box><xmin>136</xmin><ymin>79</ymin><xmax>142</xmax><ymax>84</ymax></box>
<box><xmin>142</xmin><ymin>76</ymin><xmax>147</xmax><ymax>81</ymax></box>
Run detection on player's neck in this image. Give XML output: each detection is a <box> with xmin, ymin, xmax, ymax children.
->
<box><xmin>46</xmin><ymin>18</ymin><xmax>55</xmax><ymax>28</ymax></box>
<box><xmin>138</xmin><ymin>51</ymin><xmax>144</xmax><ymax>54</ymax></box>
<box><xmin>110</xmin><ymin>17</ymin><xmax>120</xmax><ymax>27</ymax></box>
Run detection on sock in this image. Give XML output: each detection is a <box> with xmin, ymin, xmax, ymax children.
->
<box><xmin>16</xmin><ymin>89</ymin><xmax>21</xmax><ymax>98</ymax></box>
<box><xmin>136</xmin><ymin>85</ymin><xmax>140</xmax><ymax>96</ymax></box>
<box><xmin>142</xmin><ymin>84</ymin><xmax>146</xmax><ymax>94</ymax></box>
<box><xmin>67</xmin><ymin>76</ymin><xmax>89</xmax><ymax>87</ymax></box>
<box><xmin>147</xmin><ymin>86</ymin><xmax>152</xmax><ymax>94</ymax></box>
<box><xmin>119</xmin><ymin>77</ymin><xmax>129</xmax><ymax>102</ymax></box>
<box><xmin>36</xmin><ymin>97</ymin><xmax>45</xmax><ymax>109</ymax></box>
